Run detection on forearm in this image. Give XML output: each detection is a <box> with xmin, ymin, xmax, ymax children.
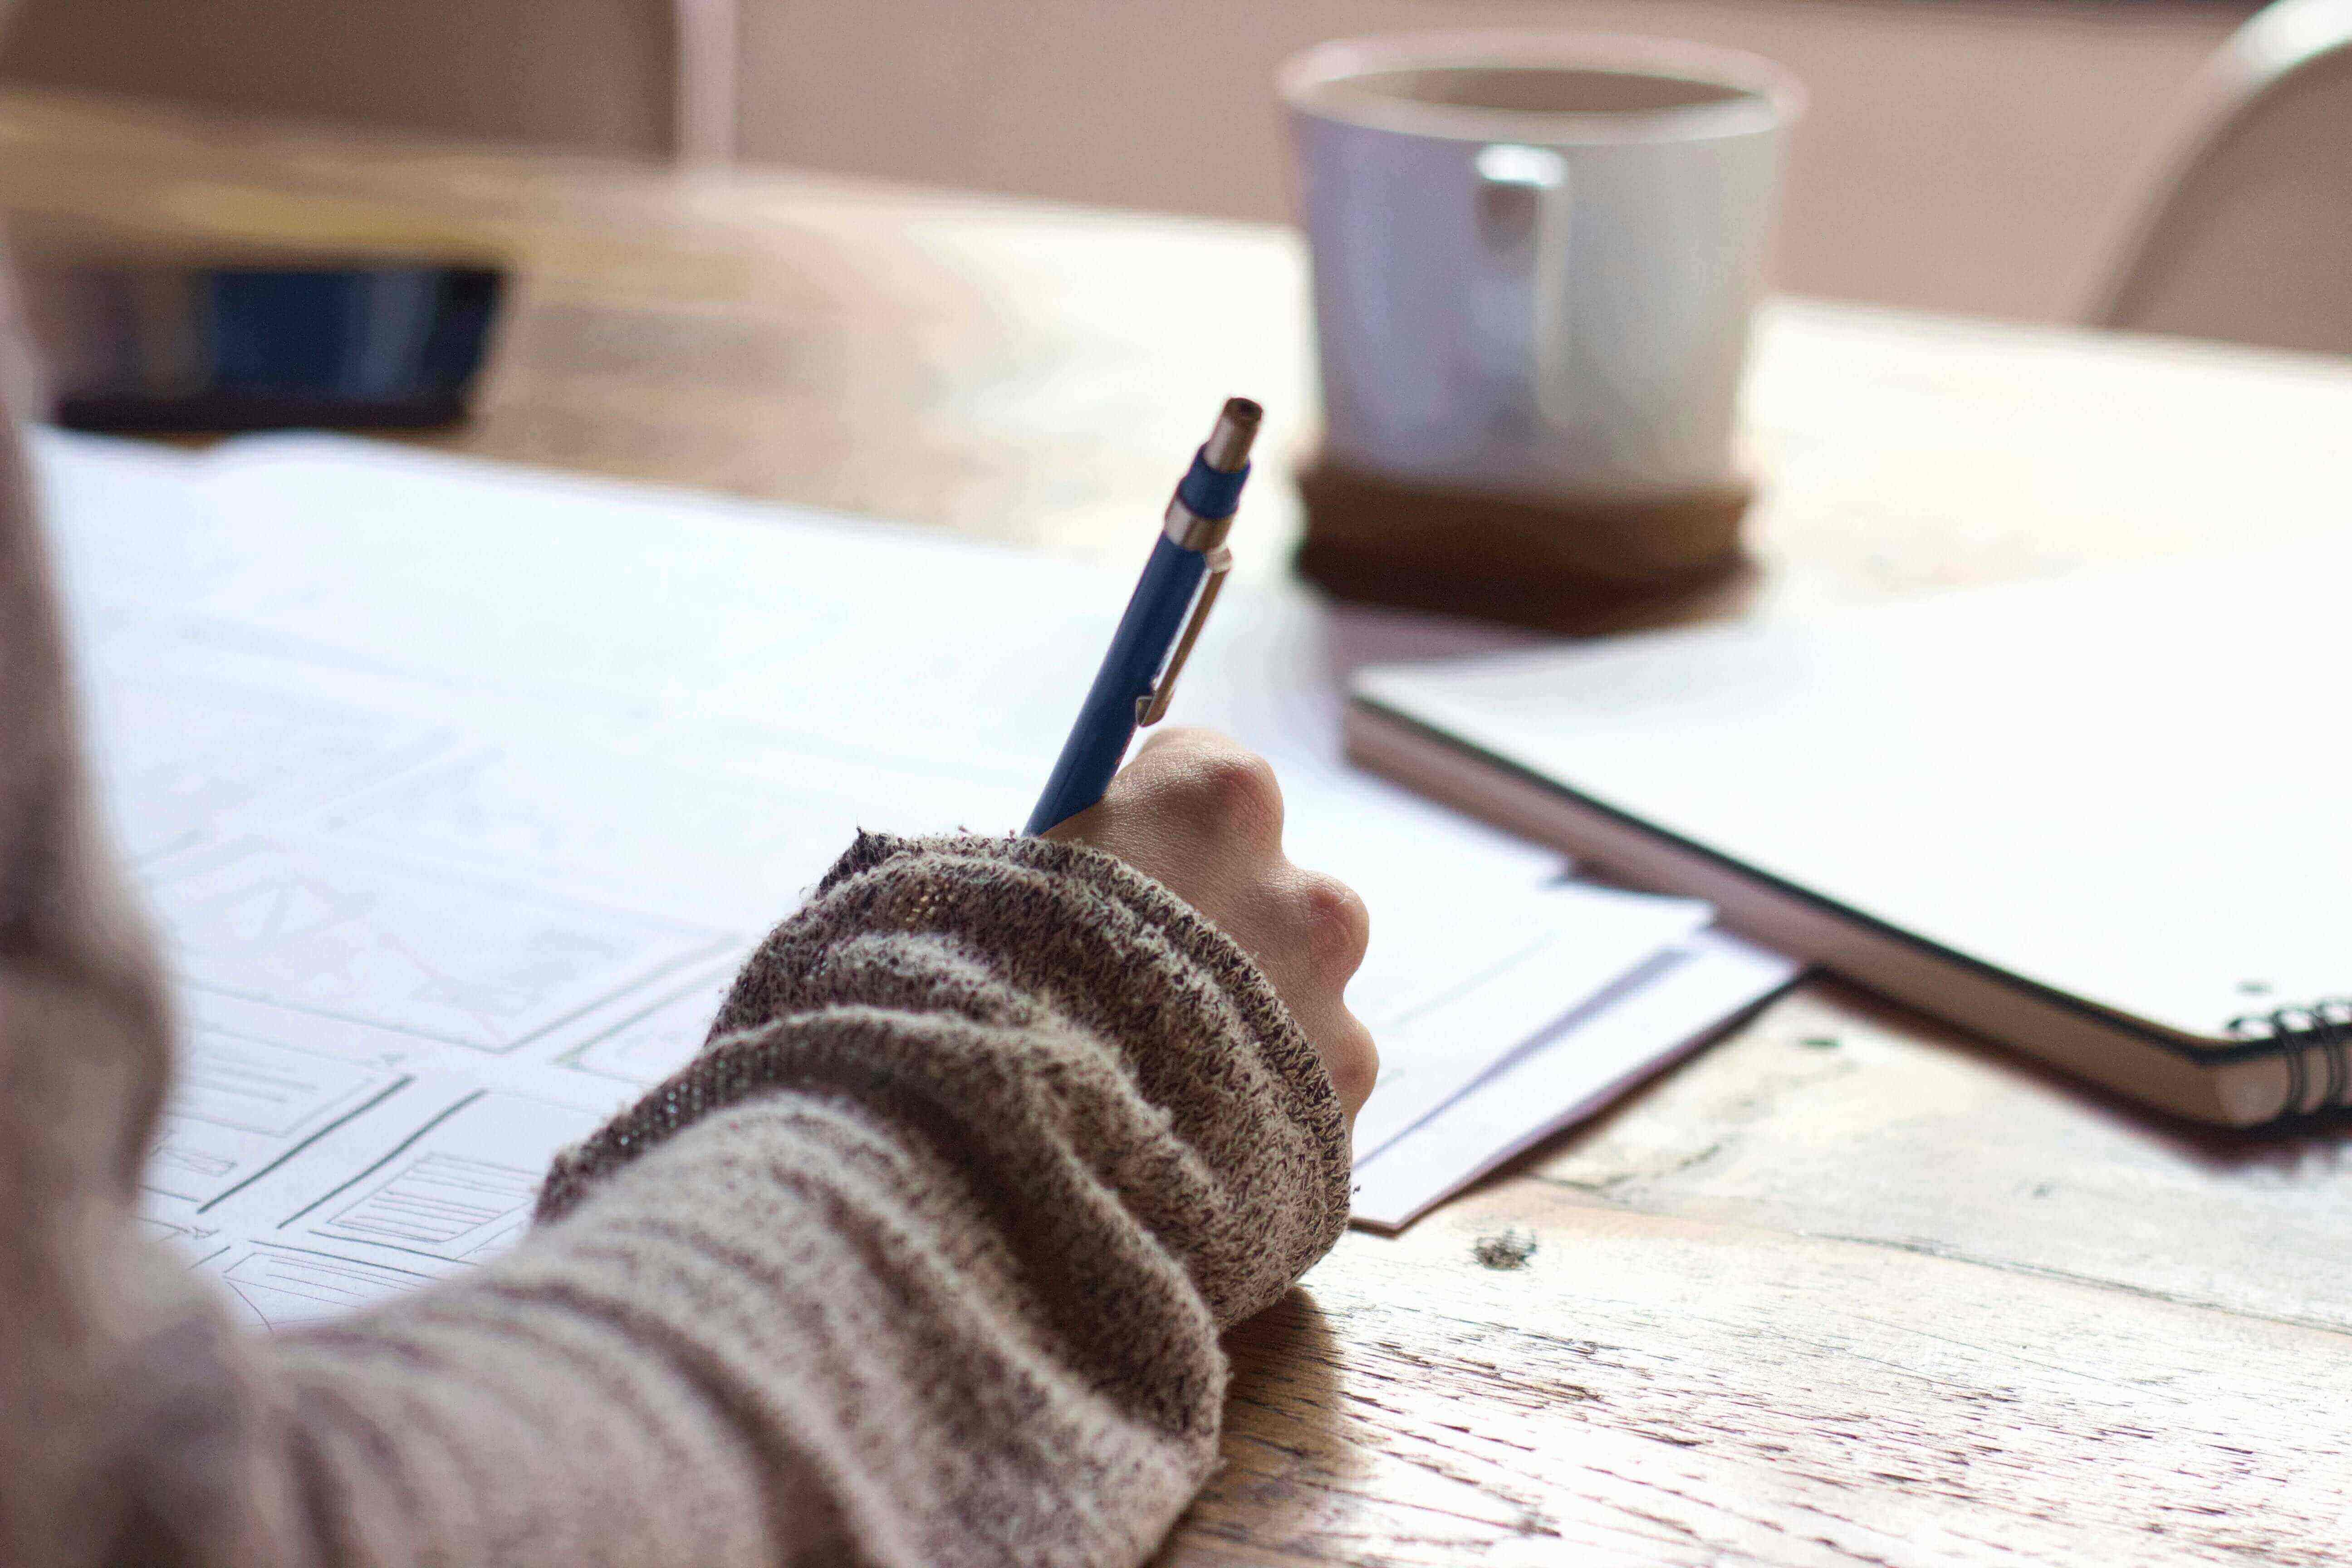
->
<box><xmin>274</xmin><ymin>1083</ymin><xmax>1209</xmax><ymax>1566</ymax></box>
<box><xmin>257</xmin><ymin>834</ymin><xmax>1349</xmax><ymax>1568</ymax></box>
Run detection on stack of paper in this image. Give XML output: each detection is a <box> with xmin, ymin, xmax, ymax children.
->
<box><xmin>1348</xmin><ymin>930</ymin><xmax>1795</xmax><ymax>1230</ymax></box>
<box><xmin>37</xmin><ymin>429</ymin><xmax>1796</xmax><ymax>1318</ymax></box>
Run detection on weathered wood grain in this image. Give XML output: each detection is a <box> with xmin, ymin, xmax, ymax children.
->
<box><xmin>1183</xmin><ymin>1176</ymin><xmax>2351</xmax><ymax>1566</ymax></box>
<box><xmin>1534</xmin><ymin>985</ymin><xmax>2352</xmax><ymax>1333</ymax></box>
<box><xmin>5</xmin><ymin>88</ymin><xmax>2347</xmax><ymax>1566</ymax></box>
<box><xmin>1173</xmin><ymin>990</ymin><xmax>2352</xmax><ymax>1563</ymax></box>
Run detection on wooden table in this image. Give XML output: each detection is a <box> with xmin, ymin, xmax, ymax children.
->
<box><xmin>7</xmin><ymin>89</ymin><xmax>2350</xmax><ymax>1567</ymax></box>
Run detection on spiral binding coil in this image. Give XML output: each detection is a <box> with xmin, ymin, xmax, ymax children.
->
<box><xmin>2225</xmin><ymin>998</ymin><xmax>2352</xmax><ymax>1116</ymax></box>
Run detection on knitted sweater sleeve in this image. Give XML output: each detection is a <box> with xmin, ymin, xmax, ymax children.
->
<box><xmin>0</xmin><ymin>415</ymin><xmax>1352</xmax><ymax>1565</ymax></box>
<box><xmin>256</xmin><ymin>831</ymin><xmax>1353</xmax><ymax>1568</ymax></box>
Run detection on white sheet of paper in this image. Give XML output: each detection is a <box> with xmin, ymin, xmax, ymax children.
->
<box><xmin>1348</xmin><ymin>886</ymin><xmax>1715</xmax><ymax>1161</ymax></box>
<box><xmin>195</xmin><ymin>1081</ymin><xmax>627</xmax><ymax>1327</ymax></box>
<box><xmin>78</xmin><ymin>663</ymin><xmax>456</xmax><ymax>863</ymax></box>
<box><xmin>287</xmin><ymin>1091</ymin><xmax>605</xmax><ymax>1264</ymax></box>
<box><xmin>1350</xmin><ymin>930</ymin><xmax>1802</xmax><ymax>1231</ymax></box>
<box><xmin>142</xmin><ymin>1029</ymin><xmax>407</xmax><ymax>1207</ymax></box>
<box><xmin>205</xmin><ymin>1244</ymin><xmax>447</xmax><ymax>1329</ymax></box>
<box><xmin>23</xmin><ymin>426</ymin><xmax>1779</xmax><ymax>1295</ymax></box>
<box><xmin>564</xmin><ymin>963</ymin><xmax>745</xmax><ymax>1086</ymax></box>
<box><xmin>142</xmin><ymin>835</ymin><xmax>733</xmax><ymax>1053</ymax></box>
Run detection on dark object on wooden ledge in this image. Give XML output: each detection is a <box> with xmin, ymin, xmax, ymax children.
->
<box><xmin>1294</xmin><ymin>453</ymin><xmax>1758</xmax><ymax>632</ymax></box>
<box><xmin>24</xmin><ymin>258</ymin><xmax>505</xmax><ymax>434</ymax></box>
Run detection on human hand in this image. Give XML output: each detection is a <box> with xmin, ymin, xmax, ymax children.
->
<box><xmin>1044</xmin><ymin>727</ymin><xmax>1378</xmax><ymax>1123</ymax></box>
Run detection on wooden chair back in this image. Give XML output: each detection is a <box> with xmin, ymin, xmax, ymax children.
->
<box><xmin>2092</xmin><ymin>0</ymin><xmax>2352</xmax><ymax>354</ymax></box>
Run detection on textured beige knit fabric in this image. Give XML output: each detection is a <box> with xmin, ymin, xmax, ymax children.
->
<box><xmin>0</xmin><ymin>406</ymin><xmax>1352</xmax><ymax>1566</ymax></box>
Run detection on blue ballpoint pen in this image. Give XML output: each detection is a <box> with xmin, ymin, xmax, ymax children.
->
<box><xmin>1024</xmin><ymin>397</ymin><xmax>1262</xmax><ymax>835</ymax></box>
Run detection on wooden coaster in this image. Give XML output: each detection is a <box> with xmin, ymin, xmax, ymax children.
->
<box><xmin>1294</xmin><ymin>455</ymin><xmax>1757</xmax><ymax>632</ymax></box>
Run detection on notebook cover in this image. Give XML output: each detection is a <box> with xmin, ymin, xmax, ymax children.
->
<box><xmin>1351</xmin><ymin>534</ymin><xmax>2352</xmax><ymax>1053</ymax></box>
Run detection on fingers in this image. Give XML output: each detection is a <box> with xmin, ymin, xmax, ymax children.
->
<box><xmin>1306</xmin><ymin>1005</ymin><xmax>1380</xmax><ymax>1118</ymax></box>
<box><xmin>1258</xmin><ymin>870</ymin><xmax>1378</xmax><ymax>1119</ymax></box>
<box><xmin>1044</xmin><ymin>726</ymin><xmax>1379</xmax><ymax>1122</ymax></box>
<box><xmin>1288</xmin><ymin>869</ymin><xmax>1372</xmax><ymax>988</ymax></box>
<box><xmin>1129</xmin><ymin>727</ymin><xmax>1284</xmax><ymax>852</ymax></box>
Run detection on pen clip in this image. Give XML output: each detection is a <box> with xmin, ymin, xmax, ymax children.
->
<box><xmin>1136</xmin><ymin>546</ymin><xmax>1232</xmax><ymax>727</ymax></box>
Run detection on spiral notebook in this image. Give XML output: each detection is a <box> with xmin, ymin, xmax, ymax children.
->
<box><xmin>1348</xmin><ymin>531</ymin><xmax>2352</xmax><ymax>1128</ymax></box>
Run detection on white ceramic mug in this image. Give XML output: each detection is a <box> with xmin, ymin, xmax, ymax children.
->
<box><xmin>1282</xmin><ymin>34</ymin><xmax>1802</xmax><ymax>503</ymax></box>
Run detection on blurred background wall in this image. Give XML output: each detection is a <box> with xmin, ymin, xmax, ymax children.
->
<box><xmin>0</xmin><ymin>0</ymin><xmax>680</xmax><ymax>152</ymax></box>
<box><xmin>0</xmin><ymin>0</ymin><xmax>2251</xmax><ymax>323</ymax></box>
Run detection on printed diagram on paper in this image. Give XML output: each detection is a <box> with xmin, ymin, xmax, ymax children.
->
<box><xmin>85</xmin><ymin>645</ymin><xmax>1005</xmax><ymax>1310</ymax></box>
<box><xmin>143</xmin><ymin>1029</ymin><xmax>405</xmax><ymax>1208</ymax></box>
<box><xmin>43</xmin><ymin>426</ymin><xmax>1773</xmax><ymax>1312</ymax></box>
<box><xmin>145</xmin><ymin>837</ymin><xmax>730</xmax><ymax>1053</ymax></box>
<box><xmin>566</xmin><ymin>965</ymin><xmax>746</xmax><ymax>1086</ymax></box>
<box><xmin>101</xmin><ymin>682</ymin><xmax>820</xmax><ymax>1310</ymax></box>
<box><xmin>39</xmin><ymin>430</ymin><xmax>1100</xmax><ymax>1321</ymax></box>
<box><xmin>201</xmin><ymin>1093</ymin><xmax>613</xmax><ymax>1329</ymax></box>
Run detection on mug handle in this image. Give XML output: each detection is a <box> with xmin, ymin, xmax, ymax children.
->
<box><xmin>1471</xmin><ymin>143</ymin><xmax>1571</xmax><ymax>428</ymax></box>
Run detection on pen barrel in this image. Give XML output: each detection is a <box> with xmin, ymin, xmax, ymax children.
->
<box><xmin>1024</xmin><ymin>534</ymin><xmax>1209</xmax><ymax>835</ymax></box>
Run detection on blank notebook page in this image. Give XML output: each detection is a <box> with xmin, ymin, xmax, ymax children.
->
<box><xmin>1355</xmin><ymin>529</ymin><xmax>2352</xmax><ymax>1042</ymax></box>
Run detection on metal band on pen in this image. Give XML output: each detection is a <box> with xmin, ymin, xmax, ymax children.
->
<box><xmin>1161</xmin><ymin>493</ymin><xmax>1236</xmax><ymax>552</ymax></box>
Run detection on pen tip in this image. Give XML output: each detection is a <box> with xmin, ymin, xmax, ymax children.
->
<box><xmin>1203</xmin><ymin>397</ymin><xmax>1263</xmax><ymax>472</ymax></box>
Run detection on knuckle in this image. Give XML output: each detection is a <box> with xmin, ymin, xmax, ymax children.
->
<box><xmin>1180</xmin><ymin>748</ymin><xmax>1284</xmax><ymax>838</ymax></box>
<box><xmin>1327</xmin><ymin>1020</ymin><xmax>1380</xmax><ymax>1108</ymax></box>
<box><xmin>1294</xmin><ymin>873</ymin><xmax>1372</xmax><ymax>978</ymax></box>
